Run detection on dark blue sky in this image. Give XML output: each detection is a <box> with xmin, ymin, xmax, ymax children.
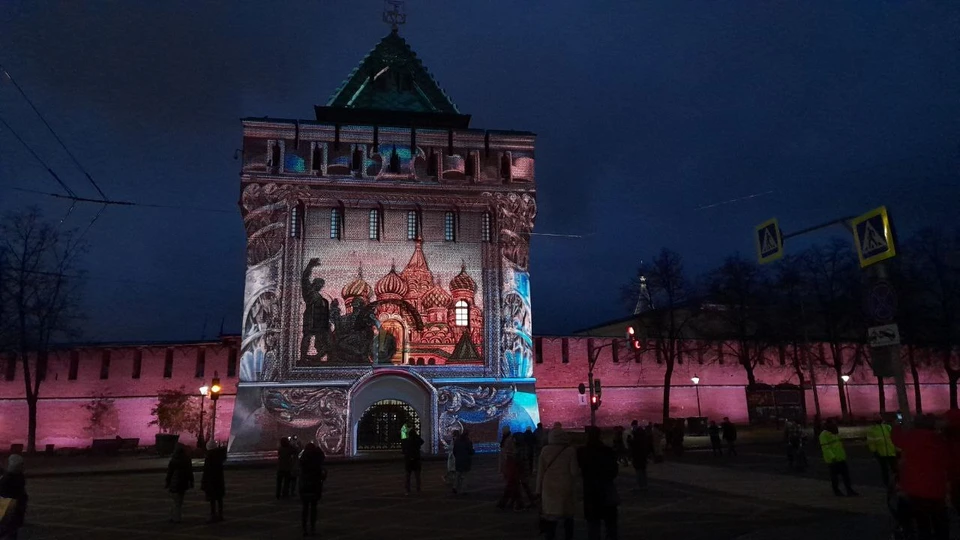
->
<box><xmin>1</xmin><ymin>2</ymin><xmax>958</xmax><ymax>341</ymax></box>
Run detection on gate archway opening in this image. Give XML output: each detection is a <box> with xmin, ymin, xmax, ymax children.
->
<box><xmin>356</xmin><ymin>399</ymin><xmax>421</xmax><ymax>452</ymax></box>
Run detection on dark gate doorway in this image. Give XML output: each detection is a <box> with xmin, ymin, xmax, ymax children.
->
<box><xmin>356</xmin><ymin>399</ymin><xmax>421</xmax><ymax>452</ymax></box>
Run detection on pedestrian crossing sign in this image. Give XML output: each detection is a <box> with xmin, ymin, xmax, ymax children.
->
<box><xmin>852</xmin><ymin>206</ymin><xmax>896</xmax><ymax>268</ymax></box>
<box><xmin>755</xmin><ymin>218</ymin><xmax>783</xmax><ymax>264</ymax></box>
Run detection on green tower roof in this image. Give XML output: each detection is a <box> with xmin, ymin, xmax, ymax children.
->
<box><xmin>326</xmin><ymin>30</ymin><xmax>460</xmax><ymax>115</ymax></box>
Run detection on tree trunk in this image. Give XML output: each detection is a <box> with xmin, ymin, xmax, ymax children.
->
<box><xmin>877</xmin><ymin>377</ymin><xmax>886</xmax><ymax>413</ymax></box>
<box><xmin>908</xmin><ymin>346</ymin><xmax>923</xmax><ymax>415</ymax></box>
<box><xmin>27</xmin><ymin>395</ymin><xmax>38</xmax><ymax>453</ymax></box>
<box><xmin>742</xmin><ymin>359</ymin><xmax>757</xmax><ymax>387</ymax></box>
<box><xmin>835</xmin><ymin>369</ymin><xmax>848</xmax><ymax>419</ymax></box>
<box><xmin>662</xmin><ymin>358</ymin><xmax>674</xmax><ymax>424</ymax></box>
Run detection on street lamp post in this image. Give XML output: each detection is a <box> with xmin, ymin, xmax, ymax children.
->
<box><xmin>209</xmin><ymin>372</ymin><xmax>222</xmax><ymax>442</ymax></box>
<box><xmin>691</xmin><ymin>375</ymin><xmax>702</xmax><ymax>418</ymax></box>
<box><xmin>841</xmin><ymin>375</ymin><xmax>852</xmax><ymax>419</ymax></box>
<box><xmin>198</xmin><ymin>385</ymin><xmax>209</xmax><ymax>448</ymax></box>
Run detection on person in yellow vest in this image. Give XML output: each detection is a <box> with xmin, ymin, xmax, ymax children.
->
<box><xmin>819</xmin><ymin>419</ymin><xmax>859</xmax><ymax>497</ymax></box>
<box><xmin>866</xmin><ymin>415</ymin><xmax>898</xmax><ymax>487</ymax></box>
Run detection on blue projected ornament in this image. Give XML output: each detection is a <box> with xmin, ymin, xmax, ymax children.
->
<box><xmin>285</xmin><ymin>153</ymin><xmax>306</xmax><ymax>173</ymax></box>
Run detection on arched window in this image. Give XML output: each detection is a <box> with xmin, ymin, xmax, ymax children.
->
<box><xmin>368</xmin><ymin>209</ymin><xmax>380</xmax><ymax>240</ymax></box>
<box><xmin>444</xmin><ymin>212</ymin><xmax>456</xmax><ymax>242</ymax></box>
<box><xmin>481</xmin><ymin>212</ymin><xmax>493</xmax><ymax>243</ymax></box>
<box><xmin>454</xmin><ymin>300</ymin><xmax>469</xmax><ymax>327</ymax></box>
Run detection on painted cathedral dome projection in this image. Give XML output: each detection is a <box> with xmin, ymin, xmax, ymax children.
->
<box><xmin>298</xmin><ymin>235</ymin><xmax>484</xmax><ymax>367</ymax></box>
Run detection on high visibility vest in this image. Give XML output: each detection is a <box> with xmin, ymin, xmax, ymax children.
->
<box><xmin>819</xmin><ymin>430</ymin><xmax>847</xmax><ymax>463</ymax></box>
<box><xmin>866</xmin><ymin>423</ymin><xmax>897</xmax><ymax>457</ymax></box>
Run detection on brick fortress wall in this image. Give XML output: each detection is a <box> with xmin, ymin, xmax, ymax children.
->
<box><xmin>0</xmin><ymin>335</ymin><xmax>953</xmax><ymax>448</ymax></box>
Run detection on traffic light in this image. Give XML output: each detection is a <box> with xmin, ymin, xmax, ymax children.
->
<box><xmin>593</xmin><ymin>379</ymin><xmax>602</xmax><ymax>398</ymax></box>
<box><xmin>578</xmin><ymin>383</ymin><xmax>586</xmax><ymax>395</ymax></box>
<box><xmin>626</xmin><ymin>326</ymin><xmax>642</xmax><ymax>350</ymax></box>
<box><xmin>590</xmin><ymin>395</ymin><xmax>599</xmax><ymax>408</ymax></box>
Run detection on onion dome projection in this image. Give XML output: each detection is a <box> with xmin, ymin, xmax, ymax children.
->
<box><xmin>375</xmin><ymin>264</ymin><xmax>408</xmax><ymax>299</ymax></box>
<box><xmin>449</xmin><ymin>263</ymin><xmax>476</xmax><ymax>293</ymax></box>
<box><xmin>341</xmin><ymin>267</ymin><xmax>372</xmax><ymax>302</ymax></box>
<box><xmin>421</xmin><ymin>279</ymin><xmax>452</xmax><ymax>311</ymax></box>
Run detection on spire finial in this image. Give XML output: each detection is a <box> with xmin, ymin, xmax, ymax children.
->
<box><xmin>382</xmin><ymin>1</ymin><xmax>406</xmax><ymax>32</ymax></box>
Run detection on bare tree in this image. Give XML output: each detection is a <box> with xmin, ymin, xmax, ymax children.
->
<box><xmin>702</xmin><ymin>255</ymin><xmax>774</xmax><ymax>387</ymax></box>
<box><xmin>798</xmin><ymin>240</ymin><xmax>862</xmax><ymax>419</ymax></box>
<box><xmin>904</xmin><ymin>227</ymin><xmax>960</xmax><ymax>409</ymax></box>
<box><xmin>0</xmin><ymin>208</ymin><xmax>86</xmax><ymax>452</ymax></box>
<box><xmin>625</xmin><ymin>248</ymin><xmax>698</xmax><ymax>423</ymax></box>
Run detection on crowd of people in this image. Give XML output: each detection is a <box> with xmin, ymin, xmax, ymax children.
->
<box><xmin>1</xmin><ymin>411</ymin><xmax>959</xmax><ymax>539</ymax></box>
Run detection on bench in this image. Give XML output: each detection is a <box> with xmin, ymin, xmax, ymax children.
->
<box><xmin>90</xmin><ymin>438</ymin><xmax>123</xmax><ymax>455</ymax></box>
<box><xmin>119</xmin><ymin>438</ymin><xmax>140</xmax><ymax>452</ymax></box>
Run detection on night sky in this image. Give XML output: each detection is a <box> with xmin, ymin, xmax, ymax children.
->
<box><xmin>1</xmin><ymin>2</ymin><xmax>957</xmax><ymax>341</ymax></box>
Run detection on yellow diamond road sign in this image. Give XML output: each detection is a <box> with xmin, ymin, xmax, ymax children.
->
<box><xmin>852</xmin><ymin>206</ymin><xmax>896</xmax><ymax>268</ymax></box>
<box><xmin>755</xmin><ymin>218</ymin><xmax>783</xmax><ymax>264</ymax></box>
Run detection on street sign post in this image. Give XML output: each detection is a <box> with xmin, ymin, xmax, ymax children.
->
<box><xmin>755</xmin><ymin>218</ymin><xmax>784</xmax><ymax>264</ymax></box>
<box><xmin>852</xmin><ymin>206</ymin><xmax>896</xmax><ymax>268</ymax></box>
<box><xmin>865</xmin><ymin>280</ymin><xmax>898</xmax><ymax>323</ymax></box>
<box><xmin>868</xmin><ymin>323</ymin><xmax>901</xmax><ymax>348</ymax></box>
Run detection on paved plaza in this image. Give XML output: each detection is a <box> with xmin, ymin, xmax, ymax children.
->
<box><xmin>13</xmin><ymin>451</ymin><xmax>909</xmax><ymax>540</ymax></box>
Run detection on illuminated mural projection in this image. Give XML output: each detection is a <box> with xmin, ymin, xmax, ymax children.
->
<box><xmin>228</xmin><ymin>27</ymin><xmax>539</xmax><ymax>456</ymax></box>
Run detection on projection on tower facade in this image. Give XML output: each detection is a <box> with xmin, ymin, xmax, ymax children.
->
<box><xmin>228</xmin><ymin>29</ymin><xmax>540</xmax><ymax>456</ymax></box>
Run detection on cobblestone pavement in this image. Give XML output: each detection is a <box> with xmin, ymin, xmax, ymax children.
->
<box><xmin>17</xmin><ymin>454</ymin><xmax>900</xmax><ymax>540</ymax></box>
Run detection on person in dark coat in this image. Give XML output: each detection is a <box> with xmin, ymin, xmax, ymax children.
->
<box><xmin>0</xmin><ymin>454</ymin><xmax>27</xmax><ymax>540</ymax></box>
<box><xmin>708</xmin><ymin>421</ymin><xmax>723</xmax><ymax>457</ymax></box>
<box><xmin>277</xmin><ymin>437</ymin><xmax>295</xmax><ymax>499</ymax></box>
<box><xmin>164</xmin><ymin>444</ymin><xmax>194</xmax><ymax>523</ymax></box>
<box><xmin>452</xmin><ymin>429</ymin><xmax>475</xmax><ymax>495</ymax></box>
<box><xmin>401</xmin><ymin>428</ymin><xmax>424</xmax><ymax>494</ymax></box>
<box><xmin>578</xmin><ymin>426</ymin><xmax>619</xmax><ymax>540</ymax></box>
<box><xmin>721</xmin><ymin>417</ymin><xmax>738</xmax><ymax>456</ymax></box>
<box><xmin>299</xmin><ymin>443</ymin><xmax>326</xmax><ymax>537</ymax></box>
<box><xmin>629</xmin><ymin>424</ymin><xmax>651</xmax><ymax>490</ymax></box>
<box><xmin>201</xmin><ymin>441</ymin><xmax>226</xmax><ymax>522</ymax></box>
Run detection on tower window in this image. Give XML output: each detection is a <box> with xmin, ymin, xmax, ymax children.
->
<box><xmin>289</xmin><ymin>204</ymin><xmax>301</xmax><ymax>238</ymax></box>
<box><xmin>407</xmin><ymin>211</ymin><xmax>420</xmax><ymax>240</ymax></box>
<box><xmin>330</xmin><ymin>208</ymin><xmax>342</xmax><ymax>240</ymax></box>
<box><xmin>454</xmin><ymin>300</ymin><xmax>469</xmax><ymax>327</ymax></box>
<box><xmin>444</xmin><ymin>212</ymin><xmax>456</xmax><ymax>242</ymax></box>
<box><xmin>482</xmin><ymin>212</ymin><xmax>493</xmax><ymax>243</ymax></box>
<box><xmin>195</xmin><ymin>348</ymin><xmax>206</xmax><ymax>378</ymax></box>
<box><xmin>369</xmin><ymin>209</ymin><xmax>380</xmax><ymax>240</ymax></box>
<box><xmin>227</xmin><ymin>348</ymin><xmax>238</xmax><ymax>378</ymax></box>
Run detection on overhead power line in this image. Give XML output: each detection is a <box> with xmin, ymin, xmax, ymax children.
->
<box><xmin>1</xmin><ymin>64</ymin><xmax>108</xmax><ymax>199</ymax></box>
<box><xmin>7</xmin><ymin>186</ymin><xmax>235</xmax><ymax>214</ymax></box>
<box><xmin>0</xmin><ymin>114</ymin><xmax>78</xmax><ymax>198</ymax></box>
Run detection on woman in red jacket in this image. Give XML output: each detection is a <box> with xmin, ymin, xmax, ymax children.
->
<box><xmin>891</xmin><ymin>414</ymin><xmax>950</xmax><ymax>540</ymax></box>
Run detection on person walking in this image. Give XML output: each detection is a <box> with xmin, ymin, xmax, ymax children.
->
<box><xmin>866</xmin><ymin>416</ymin><xmax>898</xmax><ymax>487</ymax></box>
<box><xmin>277</xmin><ymin>437</ymin><xmax>295</xmax><ymax>499</ymax></box>
<box><xmin>628</xmin><ymin>422</ymin><xmax>651</xmax><ymax>490</ymax></box>
<box><xmin>443</xmin><ymin>432</ymin><xmax>458</xmax><ymax>486</ymax></box>
<box><xmin>165</xmin><ymin>444</ymin><xmax>194</xmax><ymax>523</ymax></box>
<box><xmin>892</xmin><ymin>414</ymin><xmax>950</xmax><ymax>540</ymax></box>
<box><xmin>201</xmin><ymin>441</ymin><xmax>227</xmax><ymax>522</ymax></box>
<box><xmin>611</xmin><ymin>426</ymin><xmax>628</xmax><ymax>466</ymax></box>
<box><xmin>818</xmin><ymin>419</ymin><xmax>858</xmax><ymax>497</ymax></box>
<box><xmin>289</xmin><ymin>436</ymin><xmax>302</xmax><ymax>495</ymax></box>
<box><xmin>578</xmin><ymin>426</ymin><xmax>620</xmax><ymax>540</ymax></box>
<box><xmin>0</xmin><ymin>455</ymin><xmax>27</xmax><ymax>540</ymax></box>
<box><xmin>401</xmin><ymin>427</ymin><xmax>424</xmax><ymax>495</ymax></box>
<box><xmin>708</xmin><ymin>421</ymin><xmax>723</xmax><ymax>457</ymax></box>
<box><xmin>536</xmin><ymin>426</ymin><xmax>579</xmax><ymax>540</ymax></box>
<box><xmin>497</xmin><ymin>432</ymin><xmax>523</xmax><ymax>510</ymax></box>
<box><xmin>720</xmin><ymin>417</ymin><xmax>738</xmax><ymax>456</ymax></box>
<box><xmin>452</xmin><ymin>429</ymin><xmax>474</xmax><ymax>495</ymax></box>
<box><xmin>298</xmin><ymin>443</ymin><xmax>326</xmax><ymax>537</ymax></box>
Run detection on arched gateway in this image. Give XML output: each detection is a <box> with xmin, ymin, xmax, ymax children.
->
<box><xmin>347</xmin><ymin>370</ymin><xmax>437</xmax><ymax>456</ymax></box>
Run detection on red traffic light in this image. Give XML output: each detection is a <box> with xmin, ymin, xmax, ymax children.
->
<box><xmin>626</xmin><ymin>326</ymin><xmax>635</xmax><ymax>336</ymax></box>
<box><xmin>590</xmin><ymin>395</ymin><xmax>598</xmax><ymax>404</ymax></box>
